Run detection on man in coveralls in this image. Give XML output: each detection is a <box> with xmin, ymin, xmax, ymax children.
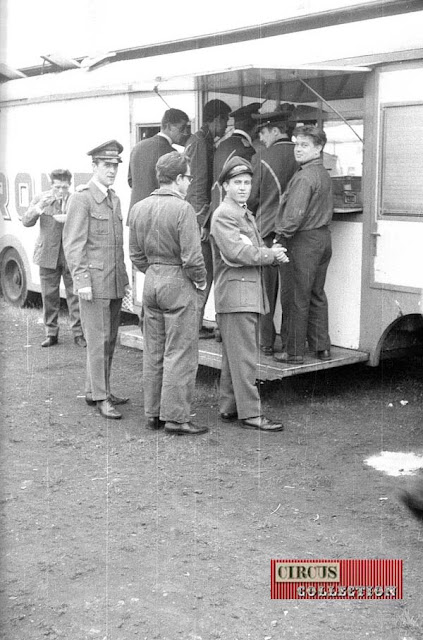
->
<box><xmin>129</xmin><ymin>152</ymin><xmax>208</xmax><ymax>436</ymax></box>
<box><xmin>63</xmin><ymin>140</ymin><xmax>130</xmax><ymax>420</ymax></box>
<box><xmin>210</xmin><ymin>156</ymin><xmax>288</xmax><ymax>432</ymax></box>
<box><xmin>22</xmin><ymin>169</ymin><xmax>86</xmax><ymax>348</ymax></box>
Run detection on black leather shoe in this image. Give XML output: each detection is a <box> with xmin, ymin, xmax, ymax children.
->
<box><xmin>41</xmin><ymin>336</ymin><xmax>58</xmax><ymax>348</ymax></box>
<box><xmin>241</xmin><ymin>416</ymin><xmax>284</xmax><ymax>432</ymax></box>
<box><xmin>273</xmin><ymin>352</ymin><xmax>304</xmax><ymax>364</ymax></box>
<box><xmin>199</xmin><ymin>327</ymin><xmax>214</xmax><ymax>340</ymax></box>
<box><xmin>85</xmin><ymin>393</ymin><xmax>96</xmax><ymax>406</ymax></box>
<box><xmin>97</xmin><ymin>399</ymin><xmax>122</xmax><ymax>420</ymax></box>
<box><xmin>316</xmin><ymin>349</ymin><xmax>332</xmax><ymax>361</ymax></box>
<box><xmin>220</xmin><ymin>412</ymin><xmax>238</xmax><ymax>422</ymax></box>
<box><xmin>146</xmin><ymin>417</ymin><xmax>166</xmax><ymax>430</ymax></box>
<box><xmin>260</xmin><ymin>345</ymin><xmax>274</xmax><ymax>356</ymax></box>
<box><xmin>74</xmin><ymin>335</ymin><xmax>87</xmax><ymax>347</ymax></box>
<box><xmin>164</xmin><ymin>421</ymin><xmax>208</xmax><ymax>435</ymax></box>
<box><xmin>108</xmin><ymin>393</ymin><xmax>129</xmax><ymax>405</ymax></box>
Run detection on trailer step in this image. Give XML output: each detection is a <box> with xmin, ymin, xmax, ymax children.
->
<box><xmin>119</xmin><ymin>325</ymin><xmax>370</xmax><ymax>381</ymax></box>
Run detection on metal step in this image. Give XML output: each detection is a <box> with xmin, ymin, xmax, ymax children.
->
<box><xmin>119</xmin><ymin>325</ymin><xmax>369</xmax><ymax>381</ymax></box>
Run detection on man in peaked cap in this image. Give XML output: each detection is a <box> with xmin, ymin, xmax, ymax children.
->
<box><xmin>248</xmin><ymin>105</ymin><xmax>297</xmax><ymax>356</ymax></box>
<box><xmin>210</xmin><ymin>156</ymin><xmax>288</xmax><ymax>432</ymax></box>
<box><xmin>185</xmin><ymin>98</ymin><xmax>231</xmax><ymax>340</ymax></box>
<box><xmin>63</xmin><ymin>140</ymin><xmax>131</xmax><ymax>420</ymax></box>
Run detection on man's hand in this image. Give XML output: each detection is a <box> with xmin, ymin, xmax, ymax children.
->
<box><xmin>124</xmin><ymin>284</ymin><xmax>132</xmax><ymax>296</ymax></box>
<box><xmin>271</xmin><ymin>245</ymin><xmax>289</xmax><ymax>264</ymax></box>
<box><xmin>78</xmin><ymin>286</ymin><xmax>93</xmax><ymax>301</ymax></box>
<box><xmin>200</xmin><ymin>227</ymin><xmax>210</xmax><ymax>242</ymax></box>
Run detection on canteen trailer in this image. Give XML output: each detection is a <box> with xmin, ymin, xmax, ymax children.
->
<box><xmin>0</xmin><ymin>46</ymin><xmax>422</xmax><ymax>378</ymax></box>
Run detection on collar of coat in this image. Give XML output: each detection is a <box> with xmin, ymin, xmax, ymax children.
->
<box><xmin>150</xmin><ymin>186</ymin><xmax>185</xmax><ymax>200</ymax></box>
<box><xmin>89</xmin><ymin>179</ymin><xmax>116</xmax><ymax>204</ymax></box>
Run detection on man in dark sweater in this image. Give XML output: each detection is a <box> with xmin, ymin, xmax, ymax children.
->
<box><xmin>128</xmin><ymin>108</ymin><xmax>190</xmax><ymax>210</ymax></box>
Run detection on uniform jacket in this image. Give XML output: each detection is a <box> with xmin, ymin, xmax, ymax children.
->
<box><xmin>274</xmin><ymin>158</ymin><xmax>333</xmax><ymax>242</ymax></box>
<box><xmin>248</xmin><ymin>137</ymin><xmax>297</xmax><ymax>239</ymax></box>
<box><xmin>22</xmin><ymin>192</ymin><xmax>68</xmax><ymax>269</ymax></box>
<box><xmin>63</xmin><ymin>179</ymin><xmax>129</xmax><ymax>299</ymax></box>
<box><xmin>210</xmin><ymin>196</ymin><xmax>276</xmax><ymax>314</ymax></box>
<box><xmin>128</xmin><ymin>134</ymin><xmax>174</xmax><ymax>210</ymax></box>
<box><xmin>128</xmin><ymin>187</ymin><xmax>206</xmax><ymax>285</ymax></box>
<box><xmin>210</xmin><ymin>130</ymin><xmax>256</xmax><ymax>213</ymax></box>
<box><xmin>185</xmin><ymin>125</ymin><xmax>214</xmax><ymax>228</ymax></box>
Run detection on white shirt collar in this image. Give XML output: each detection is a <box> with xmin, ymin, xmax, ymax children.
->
<box><xmin>158</xmin><ymin>131</ymin><xmax>173</xmax><ymax>146</ymax></box>
<box><xmin>92</xmin><ymin>178</ymin><xmax>108</xmax><ymax>196</ymax></box>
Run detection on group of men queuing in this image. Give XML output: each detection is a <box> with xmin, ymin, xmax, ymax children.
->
<box><xmin>23</xmin><ymin>98</ymin><xmax>334</xmax><ymax>430</ymax></box>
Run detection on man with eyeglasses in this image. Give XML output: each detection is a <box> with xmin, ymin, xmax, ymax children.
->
<box><xmin>128</xmin><ymin>108</ymin><xmax>190</xmax><ymax>210</ymax></box>
<box><xmin>129</xmin><ymin>152</ymin><xmax>208</xmax><ymax>436</ymax></box>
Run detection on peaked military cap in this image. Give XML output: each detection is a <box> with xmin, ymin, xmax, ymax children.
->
<box><xmin>252</xmin><ymin>103</ymin><xmax>296</xmax><ymax>130</ymax></box>
<box><xmin>218</xmin><ymin>156</ymin><xmax>253</xmax><ymax>185</ymax></box>
<box><xmin>87</xmin><ymin>139</ymin><xmax>123</xmax><ymax>163</ymax></box>
<box><xmin>230</xmin><ymin>102</ymin><xmax>262</xmax><ymax>119</ymax></box>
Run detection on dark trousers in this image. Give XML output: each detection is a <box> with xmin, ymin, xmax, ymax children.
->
<box><xmin>40</xmin><ymin>260</ymin><xmax>82</xmax><ymax>338</ymax></box>
<box><xmin>80</xmin><ymin>297</ymin><xmax>122</xmax><ymax>401</ymax></box>
<box><xmin>217</xmin><ymin>311</ymin><xmax>262</xmax><ymax>420</ymax></box>
<box><xmin>280</xmin><ymin>227</ymin><xmax>332</xmax><ymax>357</ymax></box>
<box><xmin>198</xmin><ymin>238</ymin><xmax>214</xmax><ymax>329</ymax></box>
<box><xmin>143</xmin><ymin>265</ymin><xmax>202</xmax><ymax>423</ymax></box>
<box><xmin>259</xmin><ymin>235</ymin><xmax>280</xmax><ymax>349</ymax></box>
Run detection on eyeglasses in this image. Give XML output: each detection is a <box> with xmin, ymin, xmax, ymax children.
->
<box><xmin>183</xmin><ymin>174</ymin><xmax>193</xmax><ymax>183</ymax></box>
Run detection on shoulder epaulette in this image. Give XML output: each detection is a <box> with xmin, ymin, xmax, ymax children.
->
<box><xmin>75</xmin><ymin>183</ymin><xmax>90</xmax><ymax>192</ymax></box>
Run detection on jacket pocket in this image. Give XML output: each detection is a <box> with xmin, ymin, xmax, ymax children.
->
<box><xmin>90</xmin><ymin>210</ymin><xmax>109</xmax><ymax>235</ymax></box>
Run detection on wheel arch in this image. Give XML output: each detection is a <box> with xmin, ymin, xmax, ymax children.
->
<box><xmin>371</xmin><ymin>313</ymin><xmax>423</xmax><ymax>365</ymax></box>
<box><xmin>0</xmin><ymin>235</ymin><xmax>38</xmax><ymax>299</ymax></box>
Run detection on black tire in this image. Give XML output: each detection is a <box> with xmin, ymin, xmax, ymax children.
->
<box><xmin>0</xmin><ymin>247</ymin><xmax>29</xmax><ymax>307</ymax></box>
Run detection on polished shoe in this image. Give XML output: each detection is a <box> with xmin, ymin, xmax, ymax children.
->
<box><xmin>199</xmin><ymin>327</ymin><xmax>214</xmax><ymax>340</ymax></box>
<box><xmin>97</xmin><ymin>399</ymin><xmax>122</xmax><ymax>420</ymax></box>
<box><xmin>164</xmin><ymin>421</ymin><xmax>208</xmax><ymax>435</ymax></box>
<box><xmin>108</xmin><ymin>393</ymin><xmax>129</xmax><ymax>405</ymax></box>
<box><xmin>220</xmin><ymin>412</ymin><xmax>238</xmax><ymax>422</ymax></box>
<box><xmin>316</xmin><ymin>349</ymin><xmax>332</xmax><ymax>361</ymax></box>
<box><xmin>41</xmin><ymin>336</ymin><xmax>58</xmax><ymax>348</ymax></box>
<box><xmin>85</xmin><ymin>392</ymin><xmax>96</xmax><ymax>406</ymax></box>
<box><xmin>273</xmin><ymin>352</ymin><xmax>304</xmax><ymax>364</ymax></box>
<box><xmin>74</xmin><ymin>335</ymin><xmax>87</xmax><ymax>347</ymax></box>
<box><xmin>241</xmin><ymin>416</ymin><xmax>284</xmax><ymax>432</ymax></box>
<box><xmin>260</xmin><ymin>345</ymin><xmax>274</xmax><ymax>356</ymax></box>
<box><xmin>146</xmin><ymin>417</ymin><xmax>166</xmax><ymax>430</ymax></box>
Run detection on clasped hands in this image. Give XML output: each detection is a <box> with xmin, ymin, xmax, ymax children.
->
<box><xmin>271</xmin><ymin>244</ymin><xmax>289</xmax><ymax>264</ymax></box>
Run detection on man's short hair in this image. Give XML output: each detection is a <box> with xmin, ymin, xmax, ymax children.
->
<box><xmin>50</xmin><ymin>169</ymin><xmax>72</xmax><ymax>183</ymax></box>
<box><xmin>156</xmin><ymin>151</ymin><xmax>189</xmax><ymax>184</ymax></box>
<box><xmin>294</xmin><ymin>125</ymin><xmax>327</xmax><ymax>148</ymax></box>
<box><xmin>202</xmin><ymin>99</ymin><xmax>231</xmax><ymax>123</ymax></box>
<box><xmin>161</xmin><ymin>108</ymin><xmax>189</xmax><ymax>128</ymax></box>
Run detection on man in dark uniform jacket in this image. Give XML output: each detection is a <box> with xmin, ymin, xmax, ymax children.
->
<box><xmin>185</xmin><ymin>99</ymin><xmax>231</xmax><ymax>339</ymax></box>
<box><xmin>64</xmin><ymin>140</ymin><xmax>130</xmax><ymax>420</ymax></box>
<box><xmin>22</xmin><ymin>169</ymin><xmax>85</xmax><ymax>348</ymax></box>
<box><xmin>248</xmin><ymin>107</ymin><xmax>297</xmax><ymax>355</ymax></box>
<box><xmin>273</xmin><ymin>126</ymin><xmax>333</xmax><ymax>365</ymax></box>
<box><xmin>128</xmin><ymin>108</ymin><xmax>190</xmax><ymax>209</ymax></box>
<box><xmin>210</xmin><ymin>103</ymin><xmax>261</xmax><ymax>213</ymax></box>
<box><xmin>210</xmin><ymin>156</ymin><xmax>288</xmax><ymax>432</ymax></box>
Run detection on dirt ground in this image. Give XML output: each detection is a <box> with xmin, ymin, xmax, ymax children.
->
<box><xmin>0</xmin><ymin>297</ymin><xmax>422</xmax><ymax>640</ymax></box>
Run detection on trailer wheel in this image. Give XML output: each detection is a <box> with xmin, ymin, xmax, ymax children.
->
<box><xmin>0</xmin><ymin>248</ymin><xmax>28</xmax><ymax>307</ymax></box>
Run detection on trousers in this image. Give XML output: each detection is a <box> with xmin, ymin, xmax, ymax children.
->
<box><xmin>217</xmin><ymin>311</ymin><xmax>262</xmax><ymax>420</ymax></box>
<box><xmin>280</xmin><ymin>226</ymin><xmax>332</xmax><ymax>357</ymax></box>
<box><xmin>80</xmin><ymin>297</ymin><xmax>122</xmax><ymax>401</ymax></box>
<box><xmin>198</xmin><ymin>237</ymin><xmax>214</xmax><ymax>329</ymax></box>
<box><xmin>259</xmin><ymin>235</ymin><xmax>280</xmax><ymax>349</ymax></box>
<box><xmin>142</xmin><ymin>265</ymin><xmax>202</xmax><ymax>423</ymax></box>
<box><xmin>39</xmin><ymin>256</ymin><xmax>82</xmax><ymax>338</ymax></box>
